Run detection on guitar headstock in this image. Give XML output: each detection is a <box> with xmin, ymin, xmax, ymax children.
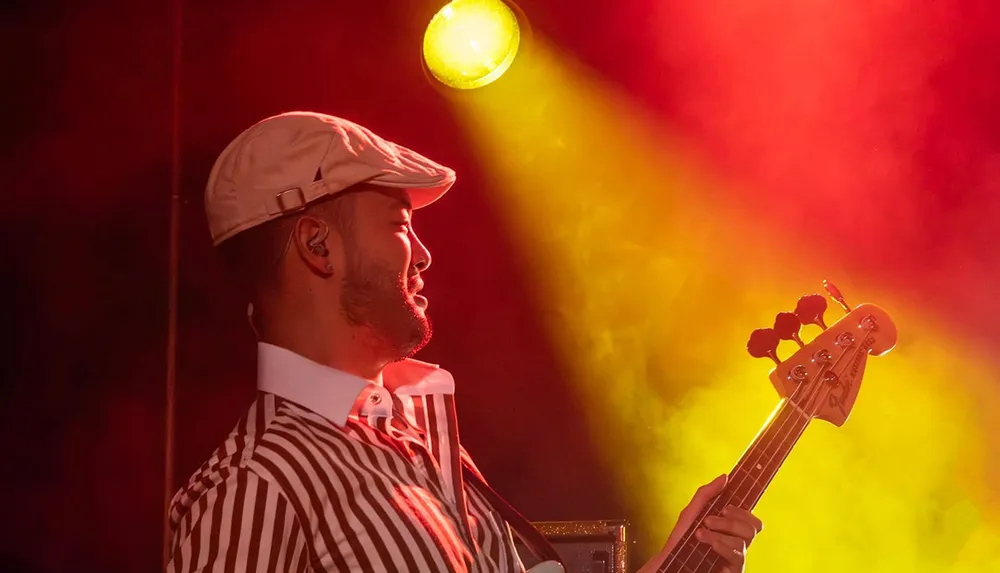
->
<box><xmin>747</xmin><ymin>281</ymin><xmax>897</xmax><ymax>426</ymax></box>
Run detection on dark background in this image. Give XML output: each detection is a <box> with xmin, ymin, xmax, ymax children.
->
<box><xmin>2</xmin><ymin>1</ymin><xmax>627</xmax><ymax>571</ymax></box>
<box><xmin>3</xmin><ymin>0</ymin><xmax>1000</xmax><ymax>571</ymax></box>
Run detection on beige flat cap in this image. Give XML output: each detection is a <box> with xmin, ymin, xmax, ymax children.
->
<box><xmin>205</xmin><ymin>111</ymin><xmax>456</xmax><ymax>245</ymax></box>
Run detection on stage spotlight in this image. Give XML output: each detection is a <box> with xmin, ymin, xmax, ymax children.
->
<box><xmin>422</xmin><ymin>0</ymin><xmax>521</xmax><ymax>90</ymax></box>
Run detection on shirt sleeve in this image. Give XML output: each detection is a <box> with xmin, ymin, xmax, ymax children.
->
<box><xmin>167</xmin><ymin>468</ymin><xmax>310</xmax><ymax>573</ymax></box>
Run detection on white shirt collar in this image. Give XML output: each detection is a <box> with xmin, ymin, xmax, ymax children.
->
<box><xmin>256</xmin><ymin>342</ymin><xmax>455</xmax><ymax>427</ymax></box>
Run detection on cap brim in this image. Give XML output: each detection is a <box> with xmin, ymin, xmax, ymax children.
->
<box><xmin>366</xmin><ymin>173</ymin><xmax>456</xmax><ymax>210</ymax></box>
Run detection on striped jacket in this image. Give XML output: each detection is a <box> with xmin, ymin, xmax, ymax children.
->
<box><xmin>167</xmin><ymin>343</ymin><xmax>525</xmax><ymax>572</ymax></box>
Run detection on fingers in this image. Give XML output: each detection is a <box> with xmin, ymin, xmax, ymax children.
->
<box><xmin>669</xmin><ymin>477</ymin><xmax>762</xmax><ymax>572</ymax></box>
<box><xmin>686</xmin><ymin>474</ymin><xmax>727</xmax><ymax>513</ymax></box>
<box><xmin>702</xmin><ymin>506</ymin><xmax>762</xmax><ymax>546</ymax></box>
<box><xmin>722</xmin><ymin>506</ymin><xmax>763</xmax><ymax>533</ymax></box>
<box><xmin>695</xmin><ymin>528</ymin><xmax>745</xmax><ymax>567</ymax></box>
<box><xmin>703</xmin><ymin>515</ymin><xmax>755</xmax><ymax>545</ymax></box>
<box><xmin>662</xmin><ymin>476</ymin><xmax>730</xmax><ymax>558</ymax></box>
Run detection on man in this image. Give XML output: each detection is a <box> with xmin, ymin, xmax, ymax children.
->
<box><xmin>167</xmin><ymin>112</ymin><xmax>762</xmax><ymax>572</ymax></box>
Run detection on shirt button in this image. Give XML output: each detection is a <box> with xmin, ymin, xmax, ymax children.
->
<box><xmin>369</xmin><ymin>392</ymin><xmax>383</xmax><ymax>405</ymax></box>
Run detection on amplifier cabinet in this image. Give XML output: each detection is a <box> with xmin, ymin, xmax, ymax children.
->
<box><xmin>516</xmin><ymin>520</ymin><xmax>629</xmax><ymax>573</ymax></box>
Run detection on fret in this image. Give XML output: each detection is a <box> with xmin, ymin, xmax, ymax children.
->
<box><xmin>727</xmin><ymin>400</ymin><xmax>809</xmax><ymax>510</ymax></box>
<box><xmin>658</xmin><ymin>400</ymin><xmax>812</xmax><ymax>573</ymax></box>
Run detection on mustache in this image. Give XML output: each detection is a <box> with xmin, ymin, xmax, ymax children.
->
<box><xmin>407</xmin><ymin>276</ymin><xmax>424</xmax><ymax>293</ymax></box>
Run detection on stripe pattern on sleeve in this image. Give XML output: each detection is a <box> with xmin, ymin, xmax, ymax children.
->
<box><xmin>167</xmin><ymin>391</ymin><xmax>526</xmax><ymax>573</ymax></box>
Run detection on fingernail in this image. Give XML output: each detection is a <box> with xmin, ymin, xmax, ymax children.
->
<box><xmin>695</xmin><ymin>528</ymin><xmax>705</xmax><ymax>541</ymax></box>
<box><xmin>721</xmin><ymin>506</ymin><xmax>729</xmax><ymax>516</ymax></box>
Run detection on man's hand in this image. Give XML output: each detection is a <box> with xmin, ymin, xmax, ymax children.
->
<box><xmin>638</xmin><ymin>474</ymin><xmax>763</xmax><ymax>573</ymax></box>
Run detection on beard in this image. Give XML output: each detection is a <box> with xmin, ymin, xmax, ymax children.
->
<box><xmin>339</xmin><ymin>257</ymin><xmax>431</xmax><ymax>360</ymax></box>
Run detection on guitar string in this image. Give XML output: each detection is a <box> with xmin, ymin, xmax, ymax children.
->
<box><xmin>681</xmin><ymin>326</ymin><xmax>873</xmax><ymax>573</ymax></box>
<box><xmin>682</xmin><ymin>329</ymin><xmax>871</xmax><ymax>573</ymax></box>
<box><xmin>675</xmin><ymin>345</ymin><xmax>852</xmax><ymax>573</ymax></box>
<box><xmin>664</xmin><ymin>324</ymin><xmax>874</xmax><ymax>573</ymax></box>
<box><xmin>660</xmin><ymin>397</ymin><xmax>810</xmax><ymax>573</ymax></box>
<box><xmin>732</xmin><ymin>328</ymin><xmax>868</xmax><ymax>509</ymax></box>
<box><xmin>659</xmin><ymin>371</ymin><xmax>819</xmax><ymax>572</ymax></box>
<box><xmin>659</xmin><ymin>352</ymin><xmax>828</xmax><ymax>573</ymax></box>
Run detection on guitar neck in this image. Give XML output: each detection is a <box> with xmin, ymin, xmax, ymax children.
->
<box><xmin>658</xmin><ymin>399</ymin><xmax>811</xmax><ymax>573</ymax></box>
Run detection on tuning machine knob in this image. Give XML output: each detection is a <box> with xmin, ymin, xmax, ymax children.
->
<box><xmin>773</xmin><ymin>312</ymin><xmax>804</xmax><ymax>348</ymax></box>
<box><xmin>747</xmin><ymin>328</ymin><xmax>781</xmax><ymax>366</ymax></box>
<box><xmin>795</xmin><ymin>294</ymin><xmax>828</xmax><ymax>330</ymax></box>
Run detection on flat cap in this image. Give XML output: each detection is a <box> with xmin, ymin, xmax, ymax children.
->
<box><xmin>205</xmin><ymin>111</ymin><xmax>456</xmax><ymax>245</ymax></box>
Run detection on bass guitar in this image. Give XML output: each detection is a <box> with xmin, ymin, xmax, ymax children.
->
<box><xmin>530</xmin><ymin>281</ymin><xmax>897</xmax><ymax>573</ymax></box>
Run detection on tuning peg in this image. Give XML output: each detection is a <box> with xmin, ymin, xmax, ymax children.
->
<box><xmin>795</xmin><ymin>294</ymin><xmax>828</xmax><ymax>330</ymax></box>
<box><xmin>773</xmin><ymin>312</ymin><xmax>804</xmax><ymax>347</ymax></box>
<box><xmin>747</xmin><ymin>328</ymin><xmax>781</xmax><ymax>366</ymax></box>
<box><xmin>823</xmin><ymin>279</ymin><xmax>851</xmax><ymax>314</ymax></box>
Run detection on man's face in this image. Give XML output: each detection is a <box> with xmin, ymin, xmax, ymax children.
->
<box><xmin>334</xmin><ymin>188</ymin><xmax>432</xmax><ymax>359</ymax></box>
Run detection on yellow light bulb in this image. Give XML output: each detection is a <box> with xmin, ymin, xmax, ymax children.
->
<box><xmin>423</xmin><ymin>0</ymin><xmax>521</xmax><ymax>90</ymax></box>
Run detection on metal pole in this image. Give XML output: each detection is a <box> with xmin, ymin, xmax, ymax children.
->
<box><xmin>163</xmin><ymin>0</ymin><xmax>183</xmax><ymax>566</ymax></box>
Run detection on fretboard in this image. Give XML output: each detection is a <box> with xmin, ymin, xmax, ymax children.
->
<box><xmin>657</xmin><ymin>399</ymin><xmax>811</xmax><ymax>573</ymax></box>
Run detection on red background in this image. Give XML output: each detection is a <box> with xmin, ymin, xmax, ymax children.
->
<box><xmin>3</xmin><ymin>0</ymin><xmax>999</xmax><ymax>571</ymax></box>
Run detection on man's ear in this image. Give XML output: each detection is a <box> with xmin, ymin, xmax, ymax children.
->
<box><xmin>291</xmin><ymin>215</ymin><xmax>339</xmax><ymax>276</ymax></box>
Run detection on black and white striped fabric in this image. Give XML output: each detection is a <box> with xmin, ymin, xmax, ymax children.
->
<box><xmin>167</xmin><ymin>345</ymin><xmax>525</xmax><ymax>573</ymax></box>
